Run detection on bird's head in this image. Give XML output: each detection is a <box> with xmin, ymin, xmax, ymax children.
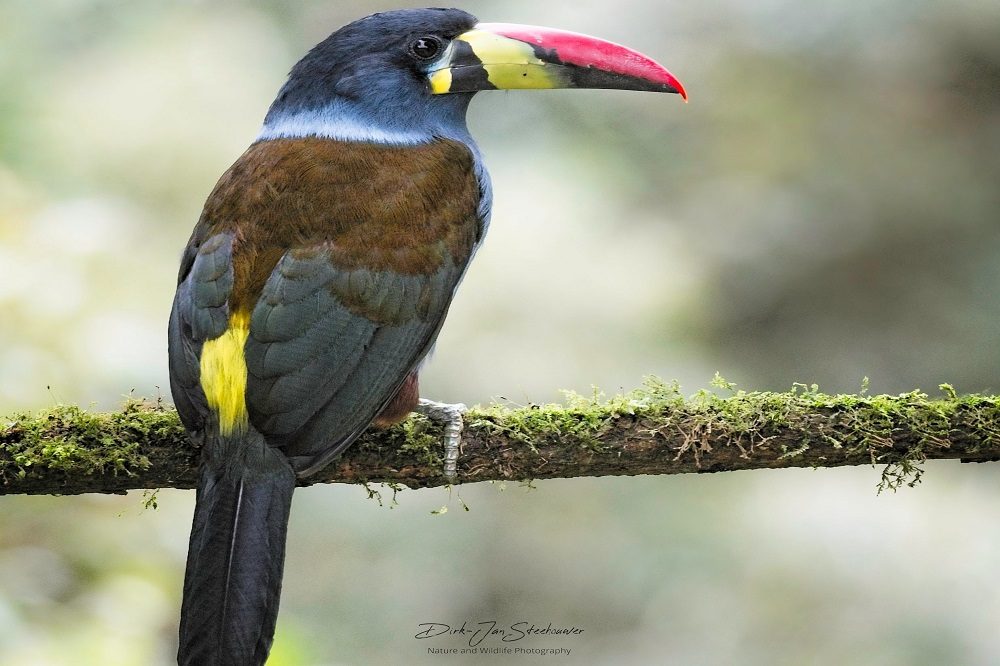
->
<box><xmin>261</xmin><ymin>8</ymin><xmax>685</xmax><ymax>144</ymax></box>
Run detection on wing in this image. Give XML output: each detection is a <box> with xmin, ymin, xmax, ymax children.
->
<box><xmin>244</xmin><ymin>244</ymin><xmax>463</xmax><ymax>474</ymax></box>
<box><xmin>168</xmin><ymin>136</ymin><xmax>484</xmax><ymax>475</ymax></box>
<box><xmin>168</xmin><ymin>232</ymin><xmax>234</xmax><ymax>437</ymax></box>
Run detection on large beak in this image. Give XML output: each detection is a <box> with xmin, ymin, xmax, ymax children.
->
<box><xmin>428</xmin><ymin>23</ymin><xmax>686</xmax><ymax>100</ymax></box>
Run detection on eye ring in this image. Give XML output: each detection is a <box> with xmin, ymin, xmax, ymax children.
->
<box><xmin>409</xmin><ymin>35</ymin><xmax>443</xmax><ymax>60</ymax></box>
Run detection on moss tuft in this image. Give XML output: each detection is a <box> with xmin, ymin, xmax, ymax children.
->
<box><xmin>466</xmin><ymin>377</ymin><xmax>1000</xmax><ymax>491</ymax></box>
<box><xmin>468</xmin><ymin>378</ymin><xmax>685</xmax><ymax>451</ymax></box>
<box><xmin>0</xmin><ymin>400</ymin><xmax>167</xmax><ymax>484</ymax></box>
<box><xmin>396</xmin><ymin>415</ymin><xmax>445</xmax><ymax>467</ymax></box>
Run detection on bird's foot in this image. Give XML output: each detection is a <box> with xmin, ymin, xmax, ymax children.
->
<box><xmin>415</xmin><ymin>399</ymin><xmax>467</xmax><ymax>481</ymax></box>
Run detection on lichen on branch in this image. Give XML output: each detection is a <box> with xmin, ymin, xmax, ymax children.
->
<box><xmin>2</xmin><ymin>378</ymin><xmax>998</xmax><ymax>496</ymax></box>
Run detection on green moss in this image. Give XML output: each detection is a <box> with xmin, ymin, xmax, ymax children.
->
<box><xmin>141</xmin><ymin>489</ymin><xmax>160</xmax><ymax>511</ymax></box>
<box><xmin>395</xmin><ymin>415</ymin><xmax>445</xmax><ymax>467</ymax></box>
<box><xmin>0</xmin><ymin>399</ymin><xmax>164</xmax><ymax>482</ymax></box>
<box><xmin>468</xmin><ymin>379</ymin><xmax>684</xmax><ymax>451</ymax></box>
<box><xmin>363</xmin><ymin>482</ymin><xmax>404</xmax><ymax>507</ymax></box>
<box><xmin>467</xmin><ymin>377</ymin><xmax>1000</xmax><ymax>492</ymax></box>
<box><xmin>3</xmin><ymin>380</ymin><xmax>997</xmax><ymax>494</ymax></box>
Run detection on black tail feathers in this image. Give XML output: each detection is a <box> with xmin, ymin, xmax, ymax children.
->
<box><xmin>178</xmin><ymin>434</ymin><xmax>296</xmax><ymax>666</ymax></box>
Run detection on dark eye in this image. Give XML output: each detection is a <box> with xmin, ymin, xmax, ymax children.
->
<box><xmin>409</xmin><ymin>36</ymin><xmax>442</xmax><ymax>60</ymax></box>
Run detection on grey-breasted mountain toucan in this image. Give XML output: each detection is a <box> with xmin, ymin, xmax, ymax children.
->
<box><xmin>168</xmin><ymin>7</ymin><xmax>685</xmax><ymax>665</ymax></box>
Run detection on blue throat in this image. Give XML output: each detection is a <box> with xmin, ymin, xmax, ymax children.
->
<box><xmin>258</xmin><ymin>80</ymin><xmax>476</xmax><ymax>147</ymax></box>
<box><xmin>253</xmin><ymin>8</ymin><xmax>494</xmax><ymax>233</ymax></box>
<box><xmin>256</xmin><ymin>82</ymin><xmax>493</xmax><ymax>230</ymax></box>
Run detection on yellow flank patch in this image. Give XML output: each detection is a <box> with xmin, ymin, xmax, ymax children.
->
<box><xmin>199</xmin><ymin>310</ymin><xmax>250</xmax><ymax>435</ymax></box>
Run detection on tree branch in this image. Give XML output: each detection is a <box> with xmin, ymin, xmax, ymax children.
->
<box><xmin>2</xmin><ymin>381</ymin><xmax>998</xmax><ymax>496</ymax></box>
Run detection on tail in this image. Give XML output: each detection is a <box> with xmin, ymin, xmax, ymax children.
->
<box><xmin>178</xmin><ymin>431</ymin><xmax>296</xmax><ymax>666</ymax></box>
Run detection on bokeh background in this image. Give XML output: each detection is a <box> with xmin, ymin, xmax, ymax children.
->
<box><xmin>1</xmin><ymin>0</ymin><xmax>998</xmax><ymax>664</ymax></box>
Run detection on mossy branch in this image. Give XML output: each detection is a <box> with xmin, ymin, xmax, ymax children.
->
<box><xmin>2</xmin><ymin>380</ymin><xmax>998</xmax><ymax>496</ymax></box>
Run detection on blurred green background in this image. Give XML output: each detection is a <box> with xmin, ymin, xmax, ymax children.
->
<box><xmin>1</xmin><ymin>0</ymin><xmax>998</xmax><ymax>664</ymax></box>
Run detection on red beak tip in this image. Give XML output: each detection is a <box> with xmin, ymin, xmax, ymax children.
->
<box><xmin>667</xmin><ymin>76</ymin><xmax>688</xmax><ymax>102</ymax></box>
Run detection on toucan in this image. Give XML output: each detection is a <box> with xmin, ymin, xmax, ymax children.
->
<box><xmin>168</xmin><ymin>8</ymin><xmax>685</xmax><ymax>665</ymax></box>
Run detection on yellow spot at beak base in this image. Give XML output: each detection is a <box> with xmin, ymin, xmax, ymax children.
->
<box><xmin>429</xmin><ymin>68</ymin><xmax>452</xmax><ymax>94</ymax></box>
<box><xmin>199</xmin><ymin>310</ymin><xmax>250</xmax><ymax>436</ymax></box>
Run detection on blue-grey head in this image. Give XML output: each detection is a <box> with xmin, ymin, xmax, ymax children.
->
<box><xmin>259</xmin><ymin>7</ymin><xmax>687</xmax><ymax>145</ymax></box>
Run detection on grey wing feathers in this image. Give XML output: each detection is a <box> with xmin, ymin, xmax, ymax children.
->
<box><xmin>244</xmin><ymin>247</ymin><xmax>463</xmax><ymax>474</ymax></box>
<box><xmin>168</xmin><ymin>233</ymin><xmax>235</xmax><ymax>434</ymax></box>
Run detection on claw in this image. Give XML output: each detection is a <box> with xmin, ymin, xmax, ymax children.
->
<box><xmin>416</xmin><ymin>399</ymin><xmax>467</xmax><ymax>480</ymax></box>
